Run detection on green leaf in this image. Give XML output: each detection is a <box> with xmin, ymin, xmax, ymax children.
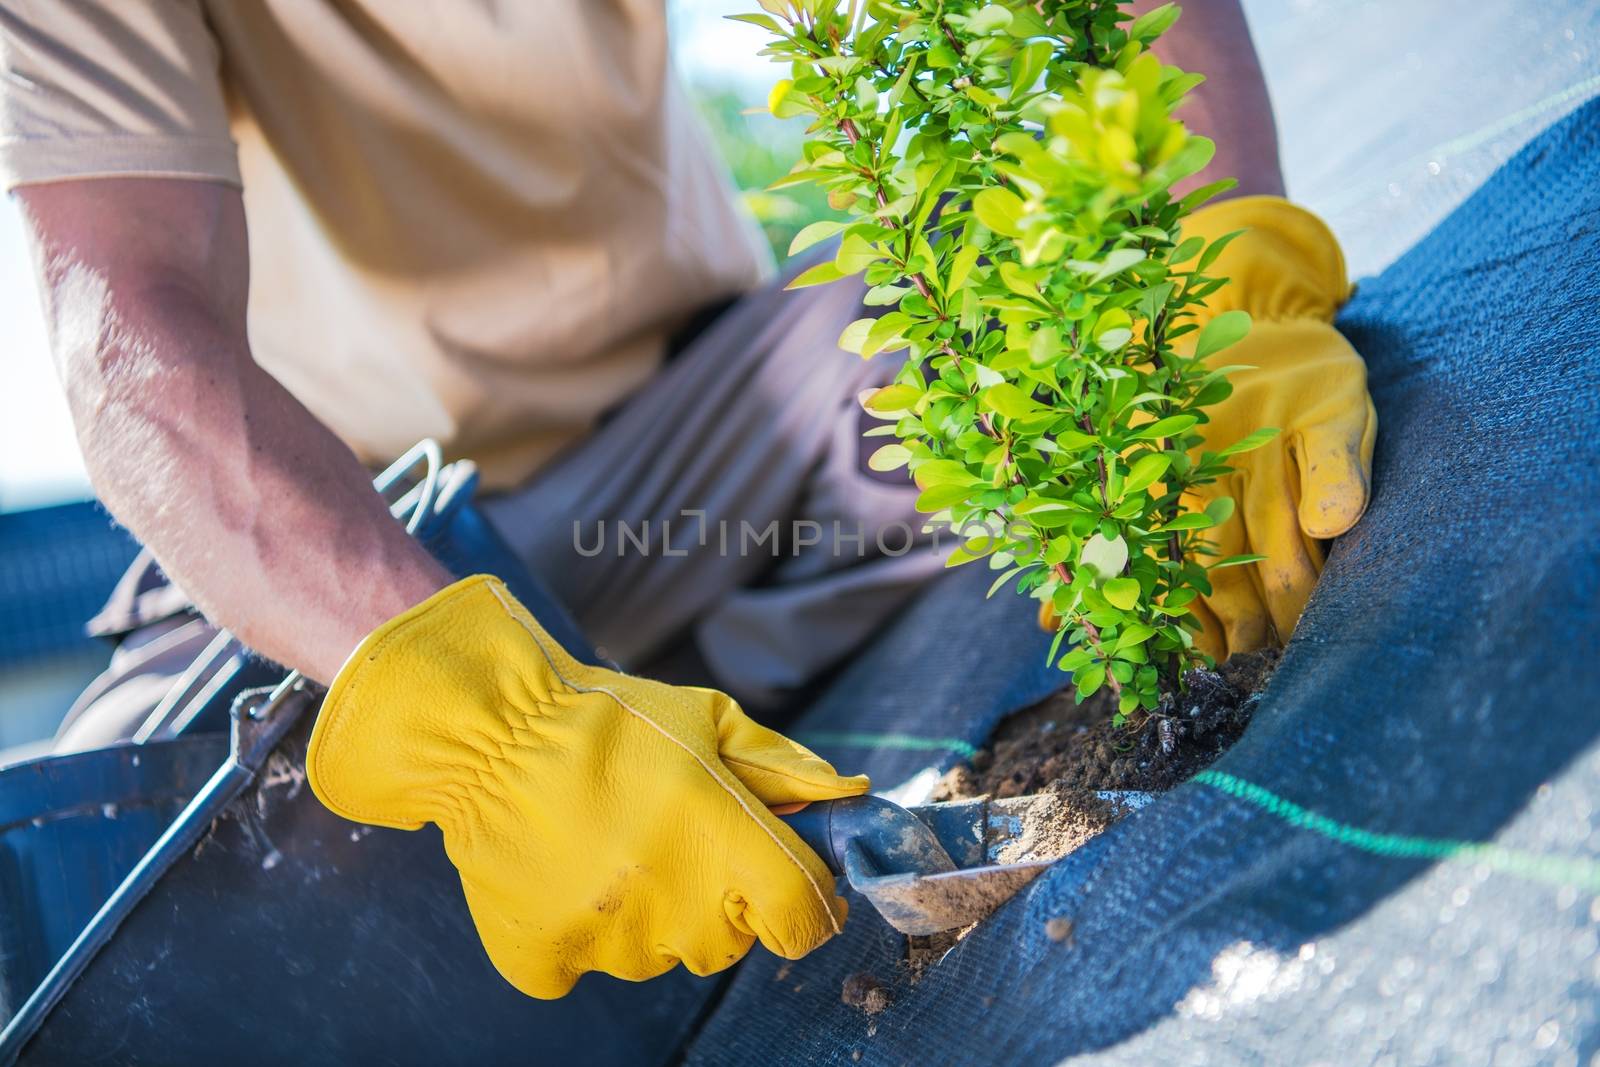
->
<box><xmin>861</xmin><ymin>314</ymin><xmax>913</xmax><ymax>358</ymax></box>
<box><xmin>867</xmin><ymin>444</ymin><xmax>911</xmax><ymax>472</ymax></box>
<box><xmin>1196</xmin><ymin>230</ymin><xmax>1244</xmax><ymax>272</ymax></box>
<box><xmin>1095</xmin><ymin>308</ymin><xmax>1133</xmax><ymax>351</ymax></box>
<box><xmin>1170</xmin><ymin>235</ymin><xmax>1205</xmax><ymax>264</ymax></box>
<box><xmin>987</xmin><ymin>564</ymin><xmax>1033</xmax><ymax>598</ymax></box>
<box><xmin>1204</xmin><ymin>496</ymin><xmax>1236</xmax><ymax>526</ymax></box>
<box><xmin>1211</xmin><ymin>553</ymin><xmax>1266</xmax><ymax>569</ymax></box>
<box><xmin>973</xmin><ymin>188</ymin><xmax>1026</xmax><ymax>238</ymax></box>
<box><xmin>836</xmin><ymin>317</ymin><xmax>874</xmax><ymax>355</ymax></box>
<box><xmin>1010</xmin><ymin>39</ymin><xmax>1052</xmax><ymax>96</ymax></box>
<box><xmin>1006</xmin><ymin>7</ymin><xmax>1051</xmax><ymax>37</ymax></box>
<box><xmin>1128</xmin><ymin>2</ymin><xmax>1181</xmax><ymax>42</ymax></box>
<box><xmin>1216</xmin><ymin>427</ymin><xmax>1280</xmax><ymax>457</ymax></box>
<box><xmin>1153</xmin><ymin>135</ymin><xmax>1215</xmax><ymax>186</ymax></box>
<box><xmin>1090</xmin><ymin>248</ymin><xmax>1145</xmax><ymax>284</ymax></box>
<box><xmin>766</xmin><ymin>167</ymin><xmax>826</xmax><ymax>191</ymax></box>
<box><xmin>785</xmin><ymin>260</ymin><xmax>845</xmax><ymax>290</ymax></box>
<box><xmin>854</xmin><ymin>75</ymin><xmax>878</xmax><ymax>112</ymax></box>
<box><xmin>887</xmin><ymin>53</ymin><xmax>920</xmax><ymax>108</ymax></box>
<box><xmin>1194</xmin><ymin>310</ymin><xmax>1252</xmax><ymax>360</ymax></box>
<box><xmin>1113</xmin><ymin>622</ymin><xmax>1157</xmax><ymax>651</ymax></box>
<box><xmin>725</xmin><ymin>12</ymin><xmax>784</xmax><ymax>33</ymax></box>
<box><xmin>1079</xmin><ymin>532</ymin><xmax>1128</xmax><ymax>578</ymax></box>
<box><xmin>1053</xmin><ymin>428</ymin><xmax>1099</xmax><ymax>449</ymax></box>
<box><xmin>864</xmin><ymin>283</ymin><xmax>910</xmax><ymax>306</ymax></box>
<box><xmin>1160</xmin><ymin>512</ymin><xmax>1214</xmax><ymax>532</ymax></box>
<box><xmin>1074</xmin><ymin>664</ymin><xmax>1107</xmax><ymax>701</ymax></box>
<box><xmin>998</xmin><ymin>261</ymin><xmax>1042</xmax><ymax>302</ymax></box>
<box><xmin>835</xmin><ymin>234</ymin><xmax>880</xmax><ymax>274</ymax></box>
<box><xmin>1103</xmin><ymin>577</ymin><xmax>1141</xmax><ymax>610</ymax></box>
<box><xmin>1132</xmin><ymin>414</ymin><xmax>1199</xmax><ymax>440</ymax></box>
<box><xmin>1015</xmin><ymin>495</ymin><xmax>1081</xmax><ymax>516</ymax></box>
<box><xmin>966</xmin><ymin>4</ymin><xmax>1013</xmax><ymax>34</ymax></box>
<box><xmin>981</xmin><ymin>382</ymin><xmax>1041</xmax><ymax>419</ymax></box>
<box><xmin>947</xmin><ymin>244</ymin><xmax>981</xmax><ymax>292</ymax></box>
<box><xmin>912</xmin><ymin>458</ymin><xmax>978</xmax><ymax>488</ymax></box>
<box><xmin>915</xmin><ymin>483</ymin><xmax>973</xmax><ymax>511</ymax></box>
<box><xmin>1165</xmin><ymin>586</ymin><xmax>1199</xmax><ymax>607</ymax></box>
<box><xmin>1029</xmin><ymin>325</ymin><xmax>1061</xmax><ymax>365</ymax></box>
<box><xmin>863</xmin><ymin>383</ymin><xmax>921</xmax><ymax>414</ymax></box>
<box><xmin>1121</xmin><ymin>453</ymin><xmax>1171</xmax><ymax>497</ymax></box>
<box><xmin>767</xmin><ymin>78</ymin><xmax>810</xmax><ymax>119</ymax></box>
<box><xmin>945</xmin><ymin>539</ymin><xmax>997</xmax><ymax>567</ymax></box>
<box><xmin>1179</xmin><ymin>179</ymin><xmax>1238</xmax><ymax>214</ymax></box>
<box><xmin>788</xmin><ymin>220</ymin><xmax>848</xmax><ymax>256</ymax></box>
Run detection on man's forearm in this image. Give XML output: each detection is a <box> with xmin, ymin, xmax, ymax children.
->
<box><xmin>1131</xmin><ymin>0</ymin><xmax>1286</xmax><ymax>199</ymax></box>
<box><xmin>22</xmin><ymin>181</ymin><xmax>450</xmax><ymax>683</ymax></box>
<box><xmin>69</xmin><ymin>302</ymin><xmax>450</xmax><ymax>683</ymax></box>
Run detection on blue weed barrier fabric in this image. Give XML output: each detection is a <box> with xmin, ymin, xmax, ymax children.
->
<box><xmin>686</xmin><ymin>99</ymin><xmax>1600</xmax><ymax>1065</ymax></box>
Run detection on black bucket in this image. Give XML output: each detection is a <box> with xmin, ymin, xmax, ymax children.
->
<box><xmin>0</xmin><ymin>737</ymin><xmax>226</xmax><ymax>1023</ymax></box>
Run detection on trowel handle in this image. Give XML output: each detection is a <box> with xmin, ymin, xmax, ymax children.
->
<box><xmin>778</xmin><ymin>796</ymin><xmax>957</xmax><ymax>878</ymax></box>
<box><xmin>777</xmin><ymin>801</ymin><xmax>845</xmax><ymax>875</ymax></box>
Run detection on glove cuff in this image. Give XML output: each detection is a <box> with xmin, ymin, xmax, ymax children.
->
<box><xmin>307</xmin><ymin>574</ymin><xmax>570</xmax><ymax>830</ymax></box>
<box><xmin>1183</xmin><ymin>195</ymin><xmax>1351</xmax><ymax>327</ymax></box>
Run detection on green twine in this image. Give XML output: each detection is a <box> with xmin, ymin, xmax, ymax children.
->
<box><xmin>794</xmin><ymin>731</ymin><xmax>978</xmax><ymax>760</ymax></box>
<box><xmin>791</xmin><ymin>731</ymin><xmax>1600</xmax><ymax>894</ymax></box>
<box><xmin>1196</xmin><ymin>769</ymin><xmax>1600</xmax><ymax>894</ymax></box>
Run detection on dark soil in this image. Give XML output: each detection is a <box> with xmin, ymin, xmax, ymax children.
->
<box><xmin>898</xmin><ymin>649</ymin><xmax>1279</xmax><ymax>980</ymax></box>
<box><xmin>840</xmin><ymin>971</ymin><xmax>893</xmax><ymax>1016</ymax></box>
<box><xmin>932</xmin><ymin>648</ymin><xmax>1280</xmax><ymax>802</ymax></box>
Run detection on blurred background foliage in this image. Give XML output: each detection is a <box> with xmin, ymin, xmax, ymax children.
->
<box><xmin>690</xmin><ymin>84</ymin><xmax>837</xmax><ymax>263</ymax></box>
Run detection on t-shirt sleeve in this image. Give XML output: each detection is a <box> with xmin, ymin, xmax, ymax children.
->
<box><xmin>0</xmin><ymin>0</ymin><xmax>239</xmax><ymax>190</ymax></box>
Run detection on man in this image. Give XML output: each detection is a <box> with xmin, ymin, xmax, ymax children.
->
<box><xmin>0</xmin><ymin>0</ymin><xmax>1372</xmax><ymax>998</ymax></box>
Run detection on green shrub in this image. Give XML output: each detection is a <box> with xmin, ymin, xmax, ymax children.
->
<box><xmin>741</xmin><ymin>0</ymin><xmax>1273</xmax><ymax>718</ymax></box>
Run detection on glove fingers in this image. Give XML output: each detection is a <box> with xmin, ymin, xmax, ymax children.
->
<box><xmin>1246</xmin><ymin>447</ymin><xmax>1324</xmax><ymax>644</ymax></box>
<box><xmin>661</xmin><ymin>923</ymin><xmax>757</xmax><ymax>979</ymax></box>
<box><xmin>461</xmin><ymin>878</ymin><xmax>586</xmax><ymax>1000</ymax></box>
<box><xmin>1292</xmin><ymin>403</ymin><xmax>1376</xmax><ymax>538</ymax></box>
<box><xmin>710</xmin><ymin>693</ymin><xmax>870</xmax><ymax>806</ymax></box>
<box><xmin>1192</xmin><ymin>475</ymin><xmax>1273</xmax><ymax>658</ymax></box>
<box><xmin>726</xmin><ymin>871</ymin><xmax>849</xmax><ymax>962</ymax></box>
<box><xmin>714</xmin><ymin>758</ymin><xmax>851</xmax><ymax>960</ymax></box>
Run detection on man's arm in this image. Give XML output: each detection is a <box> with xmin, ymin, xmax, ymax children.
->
<box><xmin>1131</xmin><ymin>0</ymin><xmax>1287</xmax><ymax>198</ymax></box>
<box><xmin>17</xmin><ymin>178</ymin><xmax>452</xmax><ymax>683</ymax></box>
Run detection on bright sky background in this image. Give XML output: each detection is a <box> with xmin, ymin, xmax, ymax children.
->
<box><xmin>1</xmin><ymin>0</ymin><xmax>1595</xmax><ymax>511</ymax></box>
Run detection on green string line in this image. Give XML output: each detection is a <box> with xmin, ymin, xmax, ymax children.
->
<box><xmin>1196</xmin><ymin>769</ymin><xmax>1600</xmax><ymax>894</ymax></box>
<box><xmin>794</xmin><ymin>731</ymin><xmax>978</xmax><ymax>760</ymax></box>
<box><xmin>791</xmin><ymin>733</ymin><xmax>1600</xmax><ymax>893</ymax></box>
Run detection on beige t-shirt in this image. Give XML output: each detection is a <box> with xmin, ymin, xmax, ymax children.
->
<box><xmin>0</xmin><ymin>0</ymin><xmax>772</xmax><ymax>487</ymax></box>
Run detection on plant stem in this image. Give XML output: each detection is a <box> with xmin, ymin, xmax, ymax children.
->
<box><xmin>1051</xmin><ymin>561</ymin><xmax>1121</xmax><ymax>700</ymax></box>
<box><xmin>836</xmin><ymin>117</ymin><xmax>938</xmax><ymax>303</ymax></box>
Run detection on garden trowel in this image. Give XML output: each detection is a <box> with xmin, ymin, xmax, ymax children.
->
<box><xmin>779</xmin><ymin>791</ymin><xmax>1147</xmax><ymax>936</ymax></box>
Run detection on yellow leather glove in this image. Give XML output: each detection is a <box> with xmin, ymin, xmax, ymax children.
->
<box><xmin>306</xmin><ymin>574</ymin><xmax>868</xmax><ymax>999</ymax></box>
<box><xmin>1179</xmin><ymin>196</ymin><xmax>1377</xmax><ymax>661</ymax></box>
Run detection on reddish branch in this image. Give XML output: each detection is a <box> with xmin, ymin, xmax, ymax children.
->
<box><xmin>837</xmin><ymin>117</ymin><xmax>937</xmax><ymax>303</ymax></box>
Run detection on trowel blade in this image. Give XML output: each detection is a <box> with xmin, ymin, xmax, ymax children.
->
<box><xmin>852</xmin><ymin>789</ymin><xmax>1152</xmax><ymax>935</ymax></box>
<box><xmin>855</xmin><ymin>858</ymin><xmax>1055</xmax><ymax>936</ymax></box>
